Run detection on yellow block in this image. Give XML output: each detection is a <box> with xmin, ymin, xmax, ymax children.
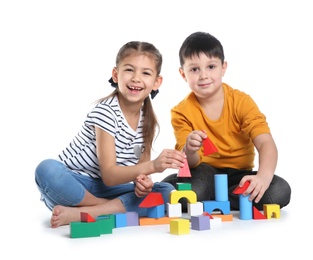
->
<box><xmin>263</xmin><ymin>204</ymin><xmax>280</xmax><ymax>219</ymax></box>
<box><xmin>170</xmin><ymin>219</ymin><xmax>190</xmax><ymax>235</ymax></box>
<box><xmin>170</xmin><ymin>190</ymin><xmax>197</xmax><ymax>204</ymax></box>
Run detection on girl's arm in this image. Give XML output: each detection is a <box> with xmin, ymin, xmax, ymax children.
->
<box><xmin>95</xmin><ymin>126</ymin><xmax>185</xmax><ymax>186</ymax></box>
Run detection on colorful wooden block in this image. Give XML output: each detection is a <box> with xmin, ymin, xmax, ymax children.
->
<box><xmin>170</xmin><ymin>219</ymin><xmax>190</xmax><ymax>235</ymax></box>
<box><xmin>191</xmin><ymin>215</ymin><xmax>210</xmax><ymax>231</ymax></box>
<box><xmin>263</xmin><ymin>204</ymin><xmax>280</xmax><ymax>219</ymax></box>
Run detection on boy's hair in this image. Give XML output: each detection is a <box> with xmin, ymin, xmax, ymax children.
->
<box><xmin>98</xmin><ymin>41</ymin><xmax>162</xmax><ymax>155</ymax></box>
<box><xmin>179</xmin><ymin>31</ymin><xmax>224</xmax><ymax>67</ymax></box>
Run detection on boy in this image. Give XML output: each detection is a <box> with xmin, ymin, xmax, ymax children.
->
<box><xmin>162</xmin><ymin>32</ymin><xmax>291</xmax><ymax>211</ymax></box>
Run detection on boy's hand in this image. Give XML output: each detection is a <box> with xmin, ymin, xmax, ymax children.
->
<box><xmin>185</xmin><ymin>130</ymin><xmax>207</xmax><ymax>154</ymax></box>
<box><xmin>240</xmin><ymin>174</ymin><xmax>272</xmax><ymax>203</ymax></box>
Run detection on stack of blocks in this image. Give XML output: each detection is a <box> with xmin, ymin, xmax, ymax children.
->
<box><xmin>69</xmin><ymin>174</ymin><xmax>281</xmax><ymax>238</ymax></box>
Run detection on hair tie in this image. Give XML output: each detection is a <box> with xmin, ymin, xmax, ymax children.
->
<box><xmin>108</xmin><ymin>77</ymin><xmax>118</xmax><ymax>88</ymax></box>
<box><xmin>108</xmin><ymin>77</ymin><xmax>159</xmax><ymax>99</ymax></box>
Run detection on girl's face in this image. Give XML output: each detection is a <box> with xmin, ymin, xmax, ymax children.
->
<box><xmin>112</xmin><ymin>53</ymin><xmax>162</xmax><ymax>103</ymax></box>
<box><xmin>179</xmin><ymin>52</ymin><xmax>227</xmax><ymax>99</ymax></box>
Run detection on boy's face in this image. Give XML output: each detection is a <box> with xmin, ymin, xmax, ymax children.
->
<box><xmin>179</xmin><ymin>52</ymin><xmax>227</xmax><ymax>99</ymax></box>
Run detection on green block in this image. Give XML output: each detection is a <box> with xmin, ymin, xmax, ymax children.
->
<box><xmin>96</xmin><ymin>214</ymin><xmax>115</xmax><ymax>234</ymax></box>
<box><xmin>176</xmin><ymin>182</ymin><xmax>192</xmax><ymax>191</ymax></box>
<box><xmin>70</xmin><ymin>221</ymin><xmax>101</xmax><ymax>238</ymax></box>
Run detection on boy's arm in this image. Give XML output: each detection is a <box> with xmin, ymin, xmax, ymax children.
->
<box><xmin>254</xmin><ymin>133</ymin><xmax>277</xmax><ymax>183</ymax></box>
<box><xmin>240</xmin><ymin>133</ymin><xmax>277</xmax><ymax>203</ymax></box>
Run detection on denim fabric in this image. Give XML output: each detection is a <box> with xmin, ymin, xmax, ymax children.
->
<box><xmin>35</xmin><ymin>159</ymin><xmax>175</xmax><ymax>216</ymax></box>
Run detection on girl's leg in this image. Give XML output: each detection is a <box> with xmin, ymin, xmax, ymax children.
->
<box><xmin>35</xmin><ymin>159</ymin><xmax>107</xmax><ymax>211</ymax></box>
<box><xmin>50</xmin><ymin>182</ymin><xmax>175</xmax><ymax>228</ymax></box>
<box><xmin>118</xmin><ymin>181</ymin><xmax>175</xmax><ymax>217</ymax></box>
<box><xmin>51</xmin><ymin>198</ymin><xmax>125</xmax><ymax>228</ymax></box>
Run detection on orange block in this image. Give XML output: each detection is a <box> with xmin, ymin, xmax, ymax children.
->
<box><xmin>211</xmin><ymin>213</ymin><xmax>233</xmax><ymax>222</ymax></box>
<box><xmin>139</xmin><ymin>217</ymin><xmax>174</xmax><ymax>225</ymax></box>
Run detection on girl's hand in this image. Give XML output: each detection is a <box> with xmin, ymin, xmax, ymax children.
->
<box><xmin>152</xmin><ymin>149</ymin><xmax>186</xmax><ymax>172</ymax></box>
<box><xmin>134</xmin><ymin>174</ymin><xmax>153</xmax><ymax>198</ymax></box>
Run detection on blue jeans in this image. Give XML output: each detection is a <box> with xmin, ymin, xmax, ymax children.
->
<box><xmin>35</xmin><ymin>159</ymin><xmax>175</xmax><ymax>217</ymax></box>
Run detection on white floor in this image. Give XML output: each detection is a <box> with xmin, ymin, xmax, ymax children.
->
<box><xmin>1</xmin><ymin>1</ymin><xmax>312</xmax><ymax>259</ymax></box>
<box><xmin>3</xmin><ymin>176</ymin><xmax>309</xmax><ymax>260</ymax></box>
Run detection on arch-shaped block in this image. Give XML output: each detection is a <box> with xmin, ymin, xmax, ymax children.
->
<box><xmin>202</xmin><ymin>200</ymin><xmax>230</xmax><ymax>215</ymax></box>
<box><xmin>169</xmin><ymin>190</ymin><xmax>197</xmax><ymax>204</ymax></box>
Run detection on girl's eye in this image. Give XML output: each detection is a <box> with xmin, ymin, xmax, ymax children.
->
<box><xmin>125</xmin><ymin>68</ymin><xmax>133</xmax><ymax>72</ymax></box>
<box><xmin>143</xmin><ymin>72</ymin><xmax>152</xmax><ymax>76</ymax></box>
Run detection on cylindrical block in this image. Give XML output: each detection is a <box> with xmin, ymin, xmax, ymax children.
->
<box><xmin>214</xmin><ymin>174</ymin><xmax>228</xmax><ymax>201</ymax></box>
<box><xmin>239</xmin><ymin>194</ymin><xmax>252</xmax><ymax>220</ymax></box>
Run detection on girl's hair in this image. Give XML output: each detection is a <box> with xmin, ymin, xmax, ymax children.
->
<box><xmin>179</xmin><ymin>31</ymin><xmax>224</xmax><ymax>67</ymax></box>
<box><xmin>98</xmin><ymin>41</ymin><xmax>162</xmax><ymax>155</ymax></box>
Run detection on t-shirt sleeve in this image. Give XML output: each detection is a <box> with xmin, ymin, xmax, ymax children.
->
<box><xmin>238</xmin><ymin>95</ymin><xmax>270</xmax><ymax>140</ymax></box>
<box><xmin>85</xmin><ymin>103</ymin><xmax>117</xmax><ymax>138</ymax></box>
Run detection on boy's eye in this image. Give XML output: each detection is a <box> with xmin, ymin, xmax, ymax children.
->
<box><xmin>191</xmin><ymin>67</ymin><xmax>199</xmax><ymax>72</ymax></box>
<box><xmin>208</xmin><ymin>65</ymin><xmax>216</xmax><ymax>69</ymax></box>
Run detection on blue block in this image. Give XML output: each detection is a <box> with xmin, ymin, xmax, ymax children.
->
<box><xmin>115</xmin><ymin>213</ymin><xmax>127</xmax><ymax>228</ymax></box>
<box><xmin>202</xmin><ymin>200</ymin><xmax>230</xmax><ymax>214</ymax></box>
<box><xmin>215</xmin><ymin>174</ymin><xmax>228</xmax><ymax>201</ymax></box>
<box><xmin>147</xmin><ymin>204</ymin><xmax>165</xmax><ymax>218</ymax></box>
<box><xmin>239</xmin><ymin>194</ymin><xmax>252</xmax><ymax>220</ymax></box>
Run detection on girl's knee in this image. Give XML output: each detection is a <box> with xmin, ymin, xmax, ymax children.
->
<box><xmin>35</xmin><ymin>159</ymin><xmax>63</xmax><ymax>186</ymax></box>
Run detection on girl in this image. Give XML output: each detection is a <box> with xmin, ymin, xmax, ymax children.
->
<box><xmin>35</xmin><ymin>41</ymin><xmax>186</xmax><ymax>228</ymax></box>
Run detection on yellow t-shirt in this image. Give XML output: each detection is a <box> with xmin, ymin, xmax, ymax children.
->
<box><xmin>171</xmin><ymin>83</ymin><xmax>270</xmax><ymax>170</ymax></box>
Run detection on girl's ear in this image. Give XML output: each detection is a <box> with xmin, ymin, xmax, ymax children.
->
<box><xmin>112</xmin><ymin>67</ymin><xmax>118</xmax><ymax>82</ymax></box>
<box><xmin>152</xmin><ymin>75</ymin><xmax>163</xmax><ymax>91</ymax></box>
<box><xmin>179</xmin><ymin>67</ymin><xmax>187</xmax><ymax>82</ymax></box>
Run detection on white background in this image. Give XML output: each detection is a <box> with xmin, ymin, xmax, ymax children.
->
<box><xmin>1</xmin><ymin>0</ymin><xmax>312</xmax><ymax>258</ymax></box>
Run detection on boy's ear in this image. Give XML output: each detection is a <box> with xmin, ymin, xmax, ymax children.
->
<box><xmin>222</xmin><ymin>61</ymin><xmax>227</xmax><ymax>76</ymax></box>
<box><xmin>179</xmin><ymin>67</ymin><xmax>187</xmax><ymax>81</ymax></box>
<box><xmin>152</xmin><ymin>75</ymin><xmax>163</xmax><ymax>91</ymax></box>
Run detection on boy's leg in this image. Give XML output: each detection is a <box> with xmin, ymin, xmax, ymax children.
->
<box><xmin>228</xmin><ymin>171</ymin><xmax>292</xmax><ymax>210</ymax></box>
<box><xmin>161</xmin><ymin>163</ymin><xmax>217</xmax><ymax>211</ymax></box>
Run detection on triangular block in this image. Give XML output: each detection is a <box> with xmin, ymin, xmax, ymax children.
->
<box><xmin>177</xmin><ymin>157</ymin><xmax>191</xmax><ymax>177</ymax></box>
<box><xmin>80</xmin><ymin>212</ymin><xmax>96</xmax><ymax>222</ymax></box>
<box><xmin>232</xmin><ymin>181</ymin><xmax>250</xmax><ymax>194</ymax></box>
<box><xmin>253</xmin><ymin>206</ymin><xmax>267</xmax><ymax>220</ymax></box>
<box><xmin>203</xmin><ymin>136</ymin><xmax>218</xmax><ymax>156</ymax></box>
<box><xmin>139</xmin><ymin>192</ymin><xmax>164</xmax><ymax>208</ymax></box>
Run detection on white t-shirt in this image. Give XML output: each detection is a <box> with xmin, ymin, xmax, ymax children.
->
<box><xmin>58</xmin><ymin>95</ymin><xmax>144</xmax><ymax>179</ymax></box>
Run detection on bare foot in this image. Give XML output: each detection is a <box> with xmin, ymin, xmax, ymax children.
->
<box><xmin>51</xmin><ymin>205</ymin><xmax>81</xmax><ymax>228</ymax></box>
<box><xmin>50</xmin><ymin>198</ymin><xmax>125</xmax><ymax>228</ymax></box>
